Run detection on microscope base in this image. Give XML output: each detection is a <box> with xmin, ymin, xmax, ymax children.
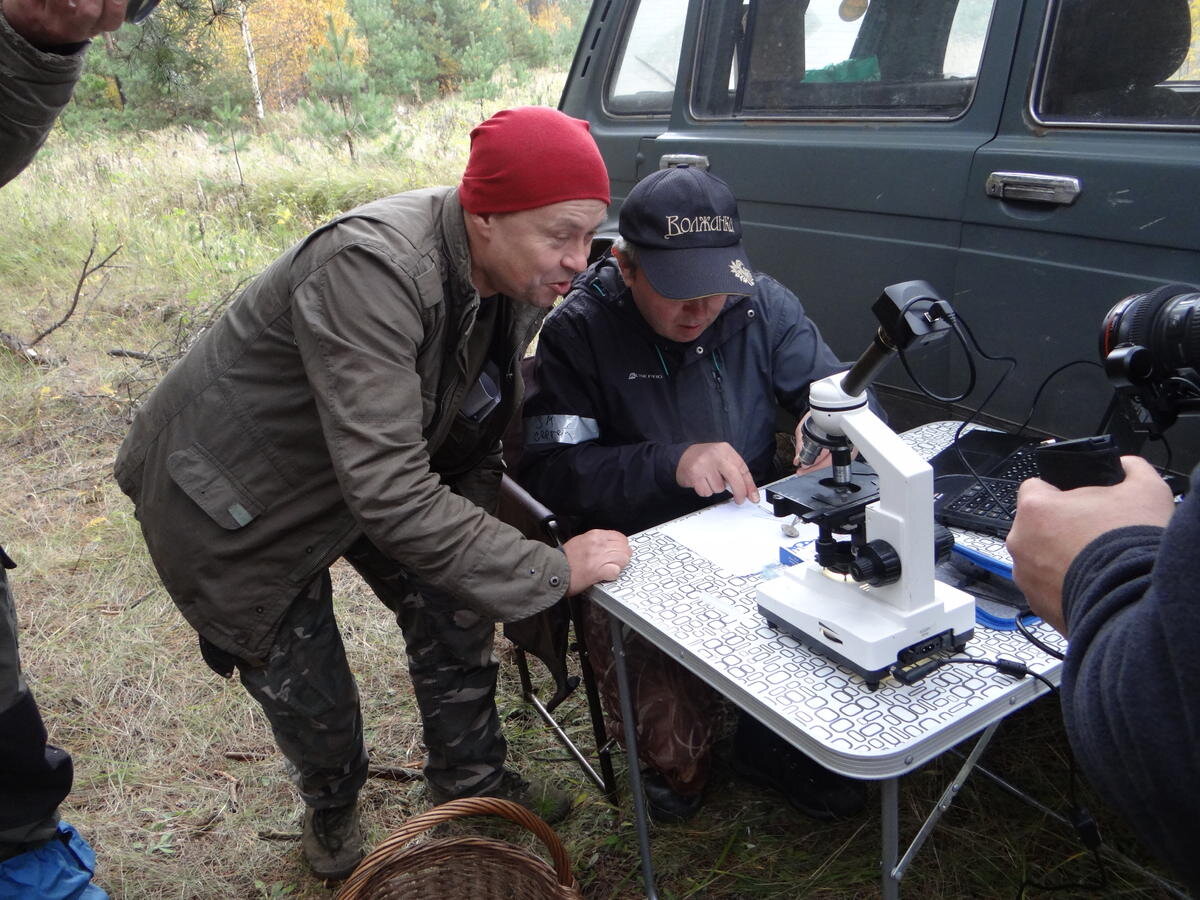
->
<box><xmin>757</xmin><ymin>566</ymin><xmax>975</xmax><ymax>690</ymax></box>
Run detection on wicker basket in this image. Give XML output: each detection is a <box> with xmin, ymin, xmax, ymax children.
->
<box><xmin>334</xmin><ymin>797</ymin><xmax>582</xmax><ymax>900</ymax></box>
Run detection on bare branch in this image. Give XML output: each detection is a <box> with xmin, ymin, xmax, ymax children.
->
<box><xmin>28</xmin><ymin>231</ymin><xmax>124</xmax><ymax>348</ymax></box>
<box><xmin>108</xmin><ymin>349</ymin><xmax>157</xmax><ymax>361</ymax></box>
<box><xmin>366</xmin><ymin>763</ymin><xmax>423</xmax><ymax>782</ymax></box>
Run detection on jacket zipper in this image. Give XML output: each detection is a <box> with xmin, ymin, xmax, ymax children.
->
<box><xmin>712</xmin><ymin>349</ymin><xmax>729</xmax><ymax>413</ymax></box>
<box><xmin>712</xmin><ymin>349</ymin><xmax>736</xmax><ymax>447</ymax></box>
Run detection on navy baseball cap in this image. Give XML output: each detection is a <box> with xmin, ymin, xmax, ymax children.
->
<box><xmin>618</xmin><ymin>165</ymin><xmax>755</xmax><ymax>301</ymax></box>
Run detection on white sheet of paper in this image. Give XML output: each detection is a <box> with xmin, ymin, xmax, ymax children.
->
<box><xmin>657</xmin><ymin>497</ymin><xmax>821</xmax><ymax>577</ymax></box>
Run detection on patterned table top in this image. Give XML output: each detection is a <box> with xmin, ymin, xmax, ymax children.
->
<box><xmin>589</xmin><ymin>422</ymin><xmax>1063</xmax><ymax>779</ymax></box>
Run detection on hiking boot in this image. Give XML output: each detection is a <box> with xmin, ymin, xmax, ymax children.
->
<box><xmin>427</xmin><ymin>769</ymin><xmax>573</xmax><ymax>824</ymax></box>
<box><xmin>732</xmin><ymin>714</ymin><xmax>866</xmax><ymax>821</ymax></box>
<box><xmin>301</xmin><ymin>801</ymin><xmax>363</xmax><ymax>881</ymax></box>
<box><xmin>640</xmin><ymin>770</ymin><xmax>703</xmax><ymax>825</ymax></box>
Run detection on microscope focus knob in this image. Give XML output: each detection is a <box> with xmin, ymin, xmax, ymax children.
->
<box><xmin>851</xmin><ymin>539</ymin><xmax>901</xmax><ymax>586</ymax></box>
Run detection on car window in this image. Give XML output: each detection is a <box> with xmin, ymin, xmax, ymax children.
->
<box><xmin>691</xmin><ymin>0</ymin><xmax>996</xmax><ymax>119</ymax></box>
<box><xmin>607</xmin><ymin>0</ymin><xmax>689</xmax><ymax>115</ymax></box>
<box><xmin>1036</xmin><ymin>0</ymin><xmax>1200</xmax><ymax>127</ymax></box>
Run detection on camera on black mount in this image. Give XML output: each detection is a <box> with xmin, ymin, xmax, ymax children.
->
<box><xmin>1100</xmin><ymin>282</ymin><xmax>1200</xmax><ymax>446</ymax></box>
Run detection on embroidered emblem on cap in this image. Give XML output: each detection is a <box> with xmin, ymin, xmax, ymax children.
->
<box><xmin>730</xmin><ymin>259</ymin><xmax>754</xmax><ymax>285</ymax></box>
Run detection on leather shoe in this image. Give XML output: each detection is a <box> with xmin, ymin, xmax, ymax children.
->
<box><xmin>641</xmin><ymin>770</ymin><xmax>703</xmax><ymax>824</ymax></box>
<box><xmin>301</xmin><ymin>801</ymin><xmax>363</xmax><ymax>881</ymax></box>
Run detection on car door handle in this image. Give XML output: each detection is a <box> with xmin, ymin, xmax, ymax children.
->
<box><xmin>985</xmin><ymin>172</ymin><xmax>1081</xmax><ymax>205</ymax></box>
<box><xmin>659</xmin><ymin>153</ymin><xmax>709</xmax><ymax>170</ymax></box>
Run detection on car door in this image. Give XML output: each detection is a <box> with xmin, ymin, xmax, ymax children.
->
<box><xmin>955</xmin><ymin>0</ymin><xmax>1200</xmax><ymax>459</ymax></box>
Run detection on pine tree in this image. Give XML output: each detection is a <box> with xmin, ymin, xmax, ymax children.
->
<box><xmin>301</xmin><ymin>14</ymin><xmax>392</xmax><ymax>160</ymax></box>
<box><xmin>347</xmin><ymin>0</ymin><xmax>438</xmax><ymax>103</ymax></box>
<box><xmin>345</xmin><ymin>0</ymin><xmax>560</xmax><ymax>104</ymax></box>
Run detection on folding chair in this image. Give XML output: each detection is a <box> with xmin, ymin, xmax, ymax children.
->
<box><xmin>498</xmin><ymin>474</ymin><xmax>618</xmax><ymax>803</ymax></box>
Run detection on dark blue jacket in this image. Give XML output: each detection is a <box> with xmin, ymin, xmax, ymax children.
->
<box><xmin>1060</xmin><ymin>478</ymin><xmax>1200</xmax><ymax>894</ymax></box>
<box><xmin>519</xmin><ymin>256</ymin><xmax>845</xmax><ymax>535</ymax></box>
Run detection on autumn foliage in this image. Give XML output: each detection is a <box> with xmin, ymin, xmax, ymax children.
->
<box><xmin>74</xmin><ymin>0</ymin><xmax>588</xmax><ymax>124</ymax></box>
<box><xmin>216</xmin><ymin>0</ymin><xmax>362</xmax><ymax>110</ymax></box>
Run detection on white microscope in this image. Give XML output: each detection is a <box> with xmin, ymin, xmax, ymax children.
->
<box><xmin>757</xmin><ymin>282</ymin><xmax>975</xmax><ymax>689</ymax></box>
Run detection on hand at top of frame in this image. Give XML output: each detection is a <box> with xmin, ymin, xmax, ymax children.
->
<box><xmin>3</xmin><ymin>0</ymin><xmax>126</xmax><ymax>50</ymax></box>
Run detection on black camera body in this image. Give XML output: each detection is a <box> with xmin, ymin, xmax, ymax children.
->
<box><xmin>1100</xmin><ymin>283</ymin><xmax>1200</xmax><ymax>447</ymax></box>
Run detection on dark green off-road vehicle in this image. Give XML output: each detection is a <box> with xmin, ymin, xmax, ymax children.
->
<box><xmin>560</xmin><ymin>0</ymin><xmax>1200</xmax><ymax>462</ymax></box>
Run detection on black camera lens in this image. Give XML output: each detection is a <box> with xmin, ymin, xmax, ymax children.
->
<box><xmin>125</xmin><ymin>0</ymin><xmax>162</xmax><ymax>24</ymax></box>
<box><xmin>1101</xmin><ymin>283</ymin><xmax>1200</xmax><ymax>380</ymax></box>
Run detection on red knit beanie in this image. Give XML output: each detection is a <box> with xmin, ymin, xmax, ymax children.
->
<box><xmin>459</xmin><ymin>106</ymin><xmax>611</xmax><ymax>214</ymax></box>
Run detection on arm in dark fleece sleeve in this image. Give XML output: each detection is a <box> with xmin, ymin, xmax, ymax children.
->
<box><xmin>1058</xmin><ymin>488</ymin><xmax>1200</xmax><ymax>894</ymax></box>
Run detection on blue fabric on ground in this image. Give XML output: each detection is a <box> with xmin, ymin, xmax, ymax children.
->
<box><xmin>0</xmin><ymin>822</ymin><xmax>107</xmax><ymax>899</ymax></box>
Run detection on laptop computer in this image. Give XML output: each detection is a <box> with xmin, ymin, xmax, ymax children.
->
<box><xmin>931</xmin><ymin>430</ymin><xmax>1043</xmax><ymax>538</ymax></box>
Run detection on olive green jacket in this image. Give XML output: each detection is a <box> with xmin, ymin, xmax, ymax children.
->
<box><xmin>115</xmin><ymin>188</ymin><xmax>570</xmax><ymax>664</ymax></box>
<box><xmin>0</xmin><ymin>11</ymin><xmax>85</xmax><ymax>187</ymax></box>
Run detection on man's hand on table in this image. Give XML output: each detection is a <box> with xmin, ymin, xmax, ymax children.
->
<box><xmin>1006</xmin><ymin>455</ymin><xmax>1173</xmax><ymax>635</ymax></box>
<box><xmin>676</xmin><ymin>441</ymin><xmax>760</xmax><ymax>504</ymax></box>
<box><xmin>564</xmin><ymin>529</ymin><xmax>632</xmax><ymax>595</ymax></box>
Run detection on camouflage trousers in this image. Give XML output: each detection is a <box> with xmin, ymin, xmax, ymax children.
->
<box><xmin>234</xmin><ymin>536</ymin><xmax>505</xmax><ymax>809</ymax></box>
<box><xmin>580</xmin><ymin>599</ymin><xmax>723</xmax><ymax>796</ymax></box>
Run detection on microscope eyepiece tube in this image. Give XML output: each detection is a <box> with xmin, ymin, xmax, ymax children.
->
<box><xmin>840</xmin><ymin>329</ymin><xmax>896</xmax><ymax>398</ymax></box>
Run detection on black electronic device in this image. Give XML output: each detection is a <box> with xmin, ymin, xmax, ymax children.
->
<box><xmin>1100</xmin><ymin>283</ymin><xmax>1200</xmax><ymax>451</ymax></box>
<box><xmin>932</xmin><ymin>431</ymin><xmax>1042</xmax><ymax>537</ymax></box>
<box><xmin>933</xmin><ymin>431</ymin><xmax>1128</xmax><ymax>536</ymax></box>
<box><xmin>937</xmin><ymin>281</ymin><xmax>1200</xmax><ymax>539</ymax></box>
<box><xmin>1034</xmin><ymin>434</ymin><xmax>1125</xmax><ymax>490</ymax></box>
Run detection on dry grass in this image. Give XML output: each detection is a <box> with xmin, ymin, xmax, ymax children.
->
<box><xmin>0</xmin><ymin>74</ymin><xmax>1185</xmax><ymax>899</ymax></box>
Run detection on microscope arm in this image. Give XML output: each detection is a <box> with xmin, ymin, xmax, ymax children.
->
<box><xmin>837</xmin><ymin>403</ymin><xmax>937</xmax><ymax>615</ymax></box>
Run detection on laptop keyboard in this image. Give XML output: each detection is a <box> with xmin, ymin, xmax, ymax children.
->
<box><xmin>991</xmin><ymin>446</ymin><xmax>1041</xmax><ymax>481</ymax></box>
<box><xmin>938</xmin><ymin>446</ymin><xmax>1041</xmax><ymax>537</ymax></box>
<box><xmin>943</xmin><ymin>478</ymin><xmax>1019</xmax><ymax>524</ymax></box>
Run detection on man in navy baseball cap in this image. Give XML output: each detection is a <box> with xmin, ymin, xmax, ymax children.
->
<box><xmin>521</xmin><ymin>164</ymin><xmax>868</xmax><ymax>824</ymax></box>
<box><xmin>618</xmin><ymin>165</ymin><xmax>757</xmax><ymax>301</ymax></box>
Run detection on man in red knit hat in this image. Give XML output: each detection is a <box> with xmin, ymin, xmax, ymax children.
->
<box><xmin>115</xmin><ymin>106</ymin><xmax>631</xmax><ymax>881</ymax></box>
